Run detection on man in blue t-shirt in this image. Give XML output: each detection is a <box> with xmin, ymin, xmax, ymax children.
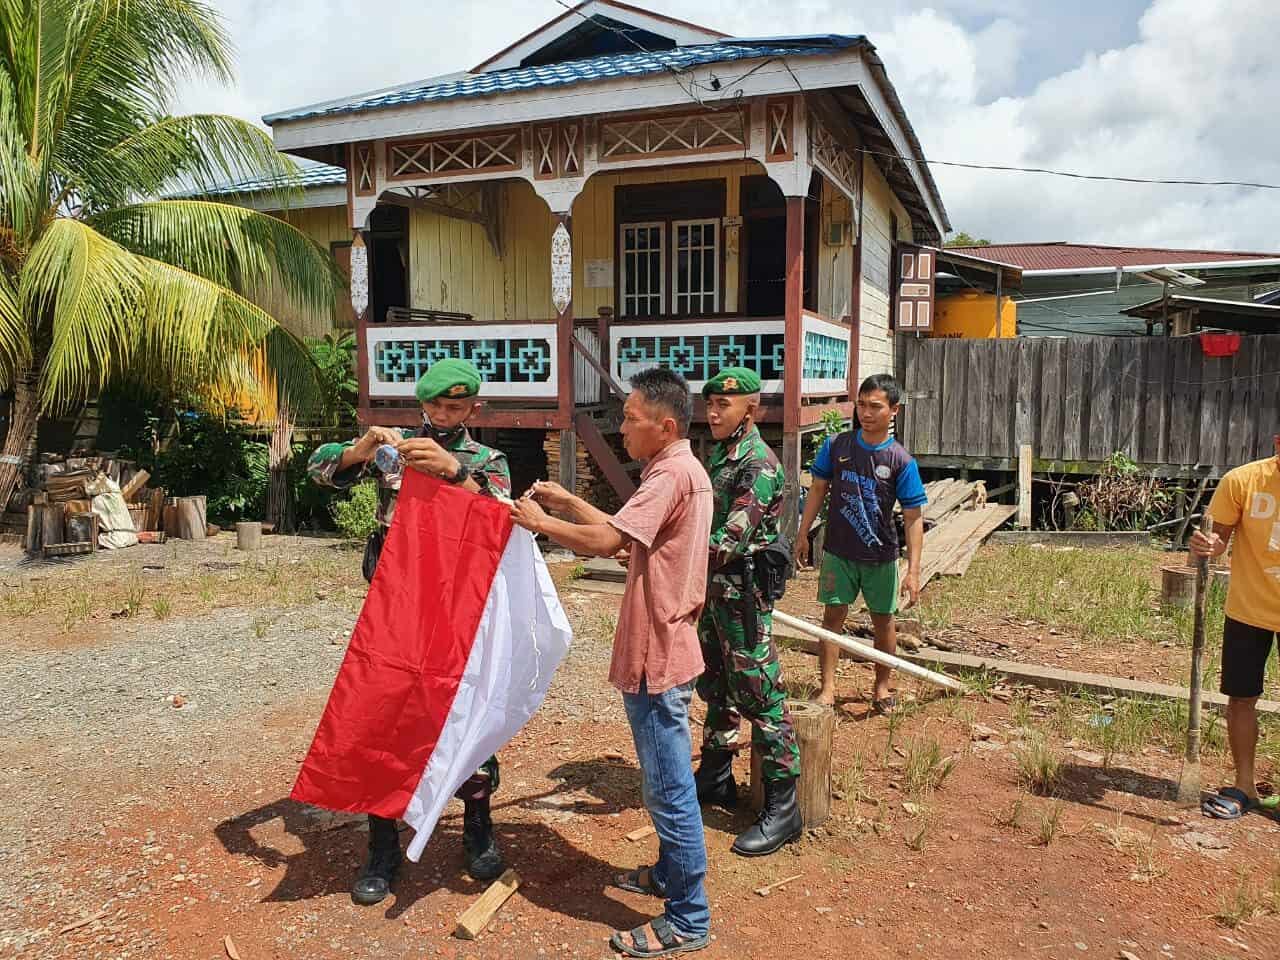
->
<box><xmin>796</xmin><ymin>374</ymin><xmax>927</xmax><ymax>713</ymax></box>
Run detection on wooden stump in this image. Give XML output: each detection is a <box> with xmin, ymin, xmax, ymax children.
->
<box><xmin>1161</xmin><ymin>565</ymin><xmax>1196</xmax><ymax>611</ymax></box>
<box><xmin>175</xmin><ymin>496</ymin><xmax>207</xmax><ymax>540</ymax></box>
<box><xmin>235</xmin><ymin>521</ymin><xmax>262</xmax><ymax>551</ymax></box>
<box><xmin>750</xmin><ymin>699</ymin><xmax>834</xmax><ymax>828</ymax></box>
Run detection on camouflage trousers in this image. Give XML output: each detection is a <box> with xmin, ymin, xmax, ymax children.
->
<box><xmin>696</xmin><ymin>599</ymin><xmax>800</xmax><ymax>782</ymax></box>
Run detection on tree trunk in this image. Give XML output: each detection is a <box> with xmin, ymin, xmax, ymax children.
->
<box><xmin>266</xmin><ymin>403</ymin><xmax>295</xmax><ymax>533</ymax></box>
<box><xmin>0</xmin><ymin>367</ymin><xmax>40</xmax><ymax>514</ymax></box>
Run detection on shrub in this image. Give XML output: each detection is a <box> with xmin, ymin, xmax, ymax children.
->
<box><xmin>332</xmin><ymin>480</ymin><xmax>379</xmax><ymax>540</ymax></box>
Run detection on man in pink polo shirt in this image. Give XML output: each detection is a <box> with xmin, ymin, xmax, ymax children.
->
<box><xmin>510</xmin><ymin>367</ymin><xmax>713</xmax><ymax>958</ymax></box>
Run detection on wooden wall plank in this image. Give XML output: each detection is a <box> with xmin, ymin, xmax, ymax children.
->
<box><xmin>1111</xmin><ymin>338</ymin><xmax>1142</xmax><ymax>459</ymax></box>
<box><xmin>966</xmin><ymin>339</ymin><xmax>991</xmax><ymax>457</ymax></box>
<box><xmin>1168</xmin><ymin>338</ymin><xmax>1199</xmax><ymax>466</ymax></box>
<box><xmin>1254</xmin><ymin>336</ymin><xmax>1280</xmax><ymax>463</ymax></box>
<box><xmin>1062</xmin><ymin>338</ymin><xmax>1089</xmax><ymax>461</ymax></box>
<box><xmin>1226</xmin><ymin>336</ymin><xmax>1257</xmax><ymax>469</ymax></box>
<box><xmin>1039</xmin><ymin>339</ymin><xmax>1064</xmax><ymax>460</ymax></box>
<box><xmin>1137</xmin><ymin>338</ymin><xmax>1164</xmax><ymax>463</ymax></box>
<box><xmin>940</xmin><ymin>340</ymin><xmax>968</xmax><ymax>457</ymax></box>
<box><xmin>1014</xmin><ymin>339</ymin><xmax>1036</xmax><ymax>448</ymax></box>
<box><xmin>1085</xmin><ymin>337</ymin><xmax>1114</xmax><ymax>461</ymax></box>
<box><xmin>1198</xmin><ymin>352</ymin><xmax>1232</xmax><ymax>472</ymax></box>
<box><xmin>987</xmin><ymin>340</ymin><xmax>1013</xmax><ymax>459</ymax></box>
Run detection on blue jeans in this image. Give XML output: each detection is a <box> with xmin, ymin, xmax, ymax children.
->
<box><xmin>622</xmin><ymin>679</ymin><xmax>710</xmax><ymax>939</ymax></box>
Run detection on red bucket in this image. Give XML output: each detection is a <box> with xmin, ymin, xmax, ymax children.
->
<box><xmin>1200</xmin><ymin>332</ymin><xmax>1241</xmax><ymax>357</ymax></box>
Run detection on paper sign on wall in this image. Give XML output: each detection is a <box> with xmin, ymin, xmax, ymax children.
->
<box><xmin>585</xmin><ymin>259</ymin><xmax>613</xmax><ymax>289</ymax></box>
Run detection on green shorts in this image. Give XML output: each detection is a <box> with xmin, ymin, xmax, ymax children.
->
<box><xmin>818</xmin><ymin>553</ymin><xmax>899</xmax><ymax>614</ymax></box>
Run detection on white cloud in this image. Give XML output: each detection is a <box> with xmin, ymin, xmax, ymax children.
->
<box><xmin>180</xmin><ymin>0</ymin><xmax>1280</xmax><ymax>251</ymax></box>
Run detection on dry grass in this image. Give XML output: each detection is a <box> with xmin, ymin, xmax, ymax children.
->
<box><xmin>1015</xmin><ymin>735</ymin><xmax>1063</xmax><ymax>795</ymax></box>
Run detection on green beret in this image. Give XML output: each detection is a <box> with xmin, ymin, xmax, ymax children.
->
<box><xmin>702</xmin><ymin>365</ymin><xmax>761</xmax><ymax>398</ymax></box>
<box><xmin>415</xmin><ymin>358</ymin><xmax>482</xmax><ymax>403</ymax></box>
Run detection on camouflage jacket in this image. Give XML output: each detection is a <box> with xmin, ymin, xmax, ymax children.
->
<box><xmin>308</xmin><ymin>425</ymin><xmax>511</xmax><ymax>530</ymax></box>
<box><xmin>707</xmin><ymin>423</ymin><xmax>786</xmax><ymax>601</ymax></box>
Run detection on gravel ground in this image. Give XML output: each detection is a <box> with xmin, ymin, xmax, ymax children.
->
<box><xmin>0</xmin><ymin>535</ymin><xmax>623</xmax><ymax>956</ymax></box>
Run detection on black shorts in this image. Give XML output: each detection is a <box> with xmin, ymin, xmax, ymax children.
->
<box><xmin>1219</xmin><ymin>616</ymin><xmax>1280</xmax><ymax>699</ymax></box>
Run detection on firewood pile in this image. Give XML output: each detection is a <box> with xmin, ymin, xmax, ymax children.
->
<box><xmin>17</xmin><ymin>454</ymin><xmax>211</xmax><ymax>558</ymax></box>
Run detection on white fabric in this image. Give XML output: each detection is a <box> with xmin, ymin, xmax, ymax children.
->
<box><xmin>402</xmin><ymin>528</ymin><xmax>572</xmax><ymax>860</ymax></box>
<box><xmin>91</xmin><ymin>479</ymin><xmax>138</xmax><ymax>550</ymax></box>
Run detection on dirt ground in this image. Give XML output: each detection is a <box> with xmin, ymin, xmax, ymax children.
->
<box><xmin>2</xmin><ymin>535</ymin><xmax>1278</xmax><ymax>960</ymax></box>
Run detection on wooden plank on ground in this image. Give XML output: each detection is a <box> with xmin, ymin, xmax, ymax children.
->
<box><xmin>923</xmin><ymin>481</ymin><xmax>977</xmax><ymax>524</ymax></box>
<box><xmin>454</xmin><ymin>869</ymin><xmax>520</xmax><ymax>940</ymax></box>
<box><xmin>940</xmin><ymin>341</ymin><xmax>968</xmax><ymax>457</ymax></box>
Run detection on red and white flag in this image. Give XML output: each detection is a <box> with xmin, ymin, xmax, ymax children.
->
<box><xmin>292</xmin><ymin>469</ymin><xmax>572</xmax><ymax>860</ymax></box>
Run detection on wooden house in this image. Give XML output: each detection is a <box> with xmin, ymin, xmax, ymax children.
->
<box><xmin>246</xmin><ymin>1</ymin><xmax>951</xmax><ymax>512</ymax></box>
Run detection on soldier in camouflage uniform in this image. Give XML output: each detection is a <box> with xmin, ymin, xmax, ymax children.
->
<box><xmin>308</xmin><ymin>358</ymin><xmax>510</xmax><ymax>905</ymax></box>
<box><xmin>695</xmin><ymin>366</ymin><xmax>803</xmax><ymax>857</ymax></box>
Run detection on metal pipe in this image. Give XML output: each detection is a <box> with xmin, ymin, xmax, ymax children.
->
<box><xmin>773</xmin><ymin>610</ymin><xmax>966</xmax><ymax>694</ymax></box>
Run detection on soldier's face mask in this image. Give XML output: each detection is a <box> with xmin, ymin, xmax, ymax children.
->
<box><xmin>420</xmin><ymin>409</ymin><xmax>463</xmax><ymax>446</ymax></box>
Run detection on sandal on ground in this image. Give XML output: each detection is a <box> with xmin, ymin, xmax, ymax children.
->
<box><xmin>609</xmin><ymin>917</ymin><xmax>710</xmax><ymax>957</ymax></box>
<box><xmin>871</xmin><ymin>695</ymin><xmax>897</xmax><ymax>716</ymax></box>
<box><xmin>612</xmin><ymin>865</ymin><xmax>665</xmax><ymax>897</ymax></box>
<box><xmin>1202</xmin><ymin>787</ymin><xmax>1257</xmax><ymax>820</ymax></box>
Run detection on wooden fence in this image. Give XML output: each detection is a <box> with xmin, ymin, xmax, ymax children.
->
<box><xmin>896</xmin><ymin>334</ymin><xmax>1280</xmax><ymax>475</ymax></box>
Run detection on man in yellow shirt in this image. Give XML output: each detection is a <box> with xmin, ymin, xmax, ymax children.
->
<box><xmin>1193</xmin><ymin>432</ymin><xmax>1280</xmax><ymax>820</ymax></box>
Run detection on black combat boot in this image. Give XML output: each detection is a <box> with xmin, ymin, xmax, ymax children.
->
<box><xmin>351</xmin><ymin>814</ymin><xmax>402</xmax><ymax>905</ymax></box>
<box><xmin>694</xmin><ymin>748</ymin><xmax>738</xmax><ymax>807</ymax></box>
<box><xmin>462</xmin><ymin>797</ymin><xmax>505</xmax><ymax>881</ymax></box>
<box><xmin>731</xmin><ymin>776</ymin><xmax>803</xmax><ymax>857</ymax></box>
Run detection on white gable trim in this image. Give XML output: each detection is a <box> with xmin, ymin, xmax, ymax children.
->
<box><xmin>474</xmin><ymin>0</ymin><xmax>724</xmax><ymax>73</ymax></box>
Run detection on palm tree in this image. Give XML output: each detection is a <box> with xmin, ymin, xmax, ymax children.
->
<box><xmin>0</xmin><ymin>0</ymin><xmax>342</xmax><ymax>512</ymax></box>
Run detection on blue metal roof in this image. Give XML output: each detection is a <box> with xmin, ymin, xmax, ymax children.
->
<box><xmin>175</xmin><ymin>162</ymin><xmax>347</xmax><ymax>198</ymax></box>
<box><xmin>265</xmin><ymin>36</ymin><xmax>862</xmax><ymax>124</ymax></box>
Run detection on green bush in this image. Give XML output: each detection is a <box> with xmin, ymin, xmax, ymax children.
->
<box><xmin>331</xmin><ymin>480</ymin><xmax>379</xmax><ymax>540</ymax></box>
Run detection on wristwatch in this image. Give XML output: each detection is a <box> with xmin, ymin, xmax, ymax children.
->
<box><xmin>447</xmin><ymin>460</ymin><xmax>469</xmax><ymax>485</ymax></box>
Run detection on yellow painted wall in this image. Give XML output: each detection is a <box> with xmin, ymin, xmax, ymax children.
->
<box><xmin>815</xmin><ymin>177</ymin><xmax>857</xmax><ymax>319</ymax></box>
<box><xmin>405</xmin><ymin>162</ymin><xmax>764</xmax><ymax>321</ymax></box>
<box><xmin>255</xmin><ymin>205</ymin><xmax>352</xmax><ymax>339</ymax></box>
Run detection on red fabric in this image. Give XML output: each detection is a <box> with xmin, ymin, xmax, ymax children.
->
<box><xmin>291</xmin><ymin>469</ymin><xmax>512</xmax><ymax>817</ymax></box>
<box><xmin>1200</xmin><ymin>332</ymin><xmax>1241</xmax><ymax>357</ymax></box>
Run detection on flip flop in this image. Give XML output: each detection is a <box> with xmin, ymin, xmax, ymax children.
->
<box><xmin>1202</xmin><ymin>787</ymin><xmax>1258</xmax><ymax>820</ymax></box>
<box><xmin>871</xmin><ymin>696</ymin><xmax>897</xmax><ymax>716</ymax></box>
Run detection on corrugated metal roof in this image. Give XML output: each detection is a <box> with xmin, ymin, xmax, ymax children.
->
<box><xmin>172</xmin><ymin>163</ymin><xmax>347</xmax><ymax>198</ymax></box>
<box><xmin>265</xmin><ymin>36</ymin><xmax>862</xmax><ymax>124</ymax></box>
<box><xmin>947</xmin><ymin>242</ymin><xmax>1280</xmax><ymax>272</ymax></box>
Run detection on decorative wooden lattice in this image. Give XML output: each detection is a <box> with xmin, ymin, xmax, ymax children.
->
<box><xmin>766</xmin><ymin>99</ymin><xmax>793</xmax><ymax>161</ymax></box>
<box><xmin>561</xmin><ymin>123</ymin><xmax>582</xmax><ymax>176</ymax></box>
<box><xmin>351</xmin><ymin>142</ymin><xmax>375</xmax><ymax>196</ymax></box>
<box><xmin>600</xmin><ymin>110</ymin><xmax>746</xmax><ymax>160</ymax></box>
<box><xmin>388</xmin><ymin>129</ymin><xmax>521</xmax><ymax>179</ymax></box>
<box><xmin>809</xmin><ymin>118</ymin><xmax>858</xmax><ymax>199</ymax></box>
<box><xmin>534</xmin><ymin>126</ymin><xmax>557</xmax><ymax>179</ymax></box>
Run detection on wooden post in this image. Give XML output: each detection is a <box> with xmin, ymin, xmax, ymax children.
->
<box><xmin>750</xmin><ymin>700</ymin><xmax>834</xmax><ymax>828</ymax></box>
<box><xmin>781</xmin><ymin>196</ymin><xmax>805</xmax><ymax>543</ymax></box>
<box><xmin>597</xmin><ymin>306</ymin><xmax>613</xmax><ymax>405</ymax></box>
<box><xmin>1177</xmin><ymin>513</ymin><xmax>1215</xmax><ymax>804</ymax></box>
<box><xmin>557</xmin><ymin>429</ymin><xmax>577</xmax><ymax>491</ymax></box>
<box><xmin>236</xmin><ymin>521</ymin><xmax>263</xmax><ymax>551</ymax></box>
<box><xmin>176</xmin><ymin>496</ymin><xmax>207</xmax><ymax>540</ymax></box>
<box><xmin>1017</xmin><ymin>443</ymin><xmax>1033</xmax><ymax>528</ymax></box>
<box><xmin>552</xmin><ymin>213</ymin><xmax>574</xmax><ymax>432</ymax></box>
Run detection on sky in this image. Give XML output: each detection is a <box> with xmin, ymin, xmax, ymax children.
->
<box><xmin>177</xmin><ymin>0</ymin><xmax>1280</xmax><ymax>251</ymax></box>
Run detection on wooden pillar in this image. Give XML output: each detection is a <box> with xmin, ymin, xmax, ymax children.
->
<box><xmin>597</xmin><ymin>306</ymin><xmax>613</xmax><ymax>404</ymax></box>
<box><xmin>352</xmin><ymin>230</ymin><xmax>371</xmax><ymax>426</ymax></box>
<box><xmin>552</xmin><ymin>213</ymin><xmax>574</xmax><ymax>431</ymax></box>
<box><xmin>847</xmin><ymin>175</ymin><xmax>864</xmax><ymax>403</ymax></box>
<box><xmin>558</xmin><ymin>429</ymin><xmax>577</xmax><ymax>491</ymax></box>
<box><xmin>781</xmin><ymin>196</ymin><xmax>805</xmax><ymax>543</ymax></box>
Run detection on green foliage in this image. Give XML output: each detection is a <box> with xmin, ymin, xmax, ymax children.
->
<box><xmin>331</xmin><ymin>480</ymin><xmax>379</xmax><ymax>540</ymax></box>
<box><xmin>944</xmin><ymin>232</ymin><xmax>990</xmax><ymax>247</ymax></box>
<box><xmin>1069</xmin><ymin>453</ymin><xmax>1175</xmax><ymax>532</ymax></box>
<box><xmin>0</xmin><ymin>0</ymin><xmax>343</xmax><ymax>508</ymax></box>
<box><xmin>137</xmin><ymin>409</ymin><xmax>268</xmax><ymax>524</ymax></box>
<box><xmin>307</xmin><ymin>332</ymin><xmax>358</xmax><ymax>429</ymax></box>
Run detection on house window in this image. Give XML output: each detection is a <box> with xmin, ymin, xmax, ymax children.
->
<box><xmin>673</xmin><ymin>219</ymin><xmax>720</xmax><ymax>314</ymax></box>
<box><xmin>620</xmin><ymin>222</ymin><xmax>665</xmax><ymax>317</ymax></box>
